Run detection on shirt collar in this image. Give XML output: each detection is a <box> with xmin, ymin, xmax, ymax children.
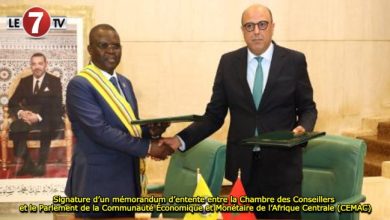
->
<box><xmin>247</xmin><ymin>42</ymin><xmax>274</xmax><ymax>62</ymax></box>
<box><xmin>91</xmin><ymin>63</ymin><xmax>118</xmax><ymax>80</ymax></box>
<box><xmin>33</xmin><ymin>73</ymin><xmax>46</xmax><ymax>81</ymax></box>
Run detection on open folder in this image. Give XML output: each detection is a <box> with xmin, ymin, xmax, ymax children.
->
<box><xmin>131</xmin><ymin>114</ymin><xmax>203</xmax><ymax>125</ymax></box>
<box><xmin>241</xmin><ymin>131</ymin><xmax>326</xmax><ymax>148</ymax></box>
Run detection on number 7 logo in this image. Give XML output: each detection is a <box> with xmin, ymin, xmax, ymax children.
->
<box><xmin>28</xmin><ymin>12</ymin><xmax>44</xmax><ymax>34</ymax></box>
<box><xmin>22</xmin><ymin>7</ymin><xmax>51</xmax><ymax>38</ymax></box>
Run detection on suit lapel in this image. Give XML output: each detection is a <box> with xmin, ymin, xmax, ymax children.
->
<box><xmin>259</xmin><ymin>44</ymin><xmax>286</xmax><ymax>109</ymax></box>
<box><xmin>117</xmin><ymin>75</ymin><xmax>139</xmax><ymax>118</ymax></box>
<box><xmin>237</xmin><ymin>48</ymin><xmax>257</xmax><ymax>110</ymax></box>
<box><xmin>38</xmin><ymin>73</ymin><xmax>49</xmax><ymax>94</ymax></box>
<box><xmin>26</xmin><ymin>75</ymin><xmax>34</xmax><ymax>95</ymax></box>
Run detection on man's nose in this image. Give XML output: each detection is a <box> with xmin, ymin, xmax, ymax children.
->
<box><xmin>106</xmin><ymin>47</ymin><xmax>115</xmax><ymax>53</ymax></box>
<box><xmin>254</xmin><ymin>24</ymin><xmax>261</xmax><ymax>34</ymax></box>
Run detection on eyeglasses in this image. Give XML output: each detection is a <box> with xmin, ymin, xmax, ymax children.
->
<box><xmin>93</xmin><ymin>42</ymin><xmax>122</xmax><ymax>50</ymax></box>
<box><xmin>243</xmin><ymin>21</ymin><xmax>269</xmax><ymax>32</ymax></box>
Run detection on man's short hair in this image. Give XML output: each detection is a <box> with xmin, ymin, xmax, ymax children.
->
<box><xmin>31</xmin><ymin>52</ymin><xmax>47</xmax><ymax>62</ymax></box>
<box><xmin>89</xmin><ymin>24</ymin><xmax>118</xmax><ymax>44</ymax></box>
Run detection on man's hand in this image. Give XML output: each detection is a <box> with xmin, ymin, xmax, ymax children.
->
<box><xmin>292</xmin><ymin>125</ymin><xmax>306</xmax><ymax>135</ymax></box>
<box><xmin>159</xmin><ymin>136</ymin><xmax>182</xmax><ymax>151</ymax></box>
<box><xmin>19</xmin><ymin>110</ymin><xmax>30</xmax><ymax>120</ymax></box>
<box><xmin>148</xmin><ymin>140</ymin><xmax>174</xmax><ymax>160</ymax></box>
<box><xmin>148</xmin><ymin>122</ymin><xmax>171</xmax><ymax>139</ymax></box>
<box><xmin>20</xmin><ymin>111</ymin><xmax>39</xmax><ymax>125</ymax></box>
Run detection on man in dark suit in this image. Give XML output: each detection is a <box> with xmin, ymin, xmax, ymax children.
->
<box><xmin>163</xmin><ymin>4</ymin><xmax>317</xmax><ymax>219</ymax></box>
<box><xmin>65</xmin><ymin>24</ymin><xmax>173</xmax><ymax>218</ymax></box>
<box><xmin>9</xmin><ymin>52</ymin><xmax>63</xmax><ymax>177</ymax></box>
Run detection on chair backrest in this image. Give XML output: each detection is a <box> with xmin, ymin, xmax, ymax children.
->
<box><xmin>162</xmin><ymin>139</ymin><xmax>226</xmax><ymax>218</ymax></box>
<box><xmin>302</xmin><ymin>135</ymin><xmax>367</xmax><ymax>220</ymax></box>
<box><xmin>7</xmin><ymin>68</ymin><xmax>61</xmax><ymax>98</ymax></box>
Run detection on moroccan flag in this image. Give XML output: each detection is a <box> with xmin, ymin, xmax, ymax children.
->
<box><xmin>183</xmin><ymin>171</ymin><xmax>218</xmax><ymax>220</ymax></box>
<box><xmin>222</xmin><ymin>171</ymin><xmax>256</xmax><ymax>220</ymax></box>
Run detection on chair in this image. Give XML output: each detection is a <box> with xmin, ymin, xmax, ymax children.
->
<box><xmin>147</xmin><ymin>139</ymin><xmax>226</xmax><ymax>218</ymax></box>
<box><xmin>0</xmin><ymin>70</ymin><xmax>73</xmax><ymax>170</ymax></box>
<box><xmin>302</xmin><ymin>135</ymin><xmax>367</xmax><ymax>220</ymax></box>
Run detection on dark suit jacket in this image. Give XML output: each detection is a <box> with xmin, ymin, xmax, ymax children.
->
<box><xmin>178</xmin><ymin>43</ymin><xmax>317</xmax><ymax>186</ymax></box>
<box><xmin>8</xmin><ymin>73</ymin><xmax>63</xmax><ymax>130</ymax></box>
<box><xmin>65</xmin><ymin>72</ymin><xmax>152</xmax><ymax>200</ymax></box>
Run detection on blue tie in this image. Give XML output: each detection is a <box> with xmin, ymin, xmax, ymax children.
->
<box><xmin>253</xmin><ymin>57</ymin><xmax>263</xmax><ymax>110</ymax></box>
<box><xmin>110</xmin><ymin>76</ymin><xmax>137</xmax><ymax>114</ymax></box>
<box><xmin>110</xmin><ymin>76</ymin><xmax>121</xmax><ymax>93</ymax></box>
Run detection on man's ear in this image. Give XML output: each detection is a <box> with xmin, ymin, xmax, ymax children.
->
<box><xmin>87</xmin><ymin>44</ymin><xmax>92</xmax><ymax>55</ymax></box>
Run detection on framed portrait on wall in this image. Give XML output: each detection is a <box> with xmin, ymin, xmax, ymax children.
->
<box><xmin>0</xmin><ymin>5</ymin><xmax>92</xmax><ymax>208</ymax></box>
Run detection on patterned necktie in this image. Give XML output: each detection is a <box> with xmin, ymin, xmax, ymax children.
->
<box><xmin>253</xmin><ymin>56</ymin><xmax>263</xmax><ymax>110</ymax></box>
<box><xmin>109</xmin><ymin>76</ymin><xmax>121</xmax><ymax>93</ymax></box>
<box><xmin>33</xmin><ymin>80</ymin><xmax>40</xmax><ymax>95</ymax></box>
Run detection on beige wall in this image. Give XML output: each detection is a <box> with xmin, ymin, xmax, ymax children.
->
<box><xmin>1</xmin><ymin>4</ymin><xmax>389</xmax><ymax>216</ymax></box>
<box><xmin>2</xmin><ymin>0</ymin><xmax>390</xmax><ymax>137</ymax></box>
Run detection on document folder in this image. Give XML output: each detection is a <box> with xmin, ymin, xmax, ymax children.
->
<box><xmin>131</xmin><ymin>114</ymin><xmax>203</xmax><ymax>125</ymax></box>
<box><xmin>241</xmin><ymin>131</ymin><xmax>326</xmax><ymax>148</ymax></box>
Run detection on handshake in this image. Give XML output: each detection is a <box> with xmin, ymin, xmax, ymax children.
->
<box><xmin>146</xmin><ymin>122</ymin><xmax>181</xmax><ymax>160</ymax></box>
<box><xmin>148</xmin><ymin>139</ymin><xmax>175</xmax><ymax>160</ymax></box>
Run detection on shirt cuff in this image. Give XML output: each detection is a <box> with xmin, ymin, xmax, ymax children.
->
<box><xmin>17</xmin><ymin>110</ymin><xmax>23</xmax><ymax>119</ymax></box>
<box><xmin>37</xmin><ymin>114</ymin><xmax>42</xmax><ymax>122</ymax></box>
<box><xmin>176</xmin><ymin>135</ymin><xmax>186</xmax><ymax>151</ymax></box>
<box><xmin>147</xmin><ymin>141</ymin><xmax>151</xmax><ymax>155</ymax></box>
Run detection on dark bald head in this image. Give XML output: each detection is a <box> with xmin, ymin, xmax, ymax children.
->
<box><xmin>89</xmin><ymin>24</ymin><xmax>118</xmax><ymax>45</ymax></box>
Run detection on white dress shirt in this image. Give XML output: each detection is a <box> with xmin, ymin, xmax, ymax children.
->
<box><xmin>246</xmin><ymin>43</ymin><xmax>274</xmax><ymax>94</ymax></box>
<box><xmin>100</xmin><ymin>68</ymin><xmax>125</xmax><ymax>97</ymax></box>
<box><xmin>32</xmin><ymin>73</ymin><xmax>45</xmax><ymax>94</ymax></box>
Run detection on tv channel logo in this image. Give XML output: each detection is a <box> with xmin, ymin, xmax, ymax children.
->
<box><xmin>7</xmin><ymin>6</ymin><xmax>66</xmax><ymax>38</ymax></box>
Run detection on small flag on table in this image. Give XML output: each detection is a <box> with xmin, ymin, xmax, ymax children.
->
<box><xmin>222</xmin><ymin>169</ymin><xmax>256</xmax><ymax>220</ymax></box>
<box><xmin>184</xmin><ymin>168</ymin><xmax>218</xmax><ymax>220</ymax></box>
